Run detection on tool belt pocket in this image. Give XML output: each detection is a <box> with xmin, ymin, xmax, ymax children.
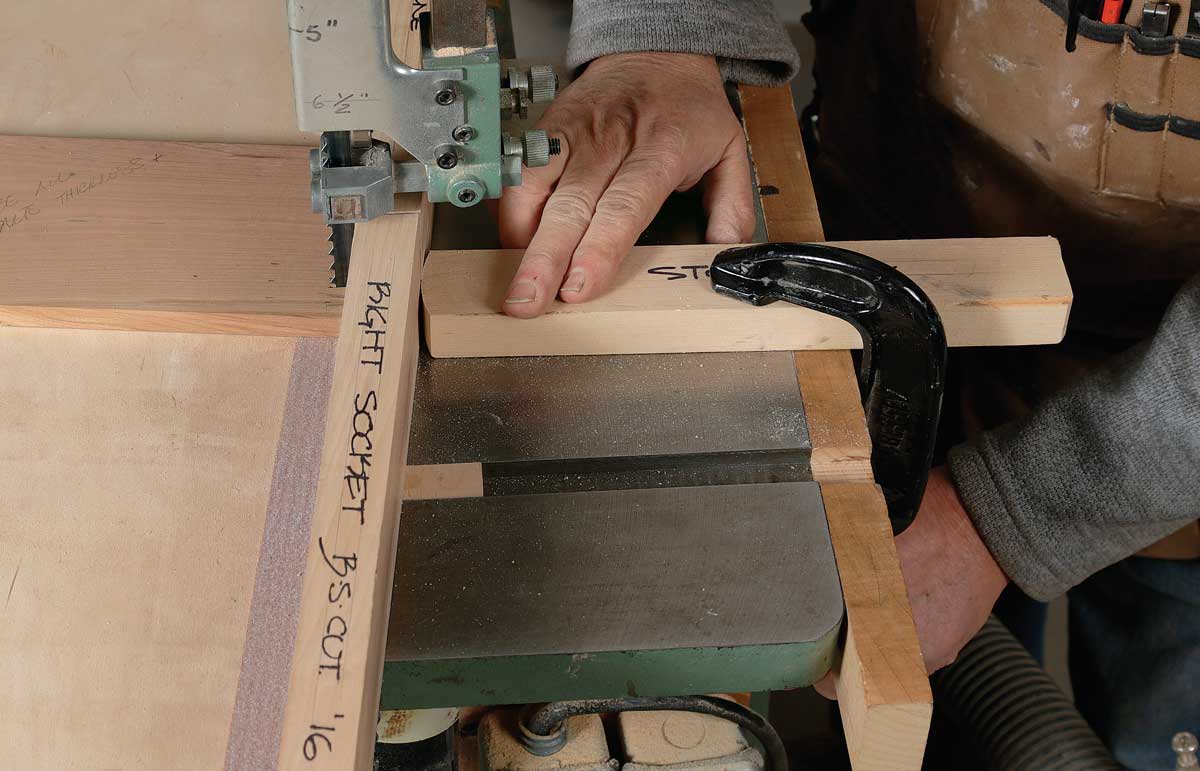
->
<box><xmin>921</xmin><ymin>0</ymin><xmax>1200</xmax><ymax>210</ymax></box>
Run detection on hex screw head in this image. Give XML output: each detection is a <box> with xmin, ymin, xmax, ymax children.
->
<box><xmin>448</xmin><ymin>176</ymin><xmax>485</xmax><ymax>208</ymax></box>
<box><xmin>452</xmin><ymin>125</ymin><xmax>476</xmax><ymax>143</ymax></box>
<box><xmin>435</xmin><ymin>87</ymin><xmax>456</xmax><ymax>106</ymax></box>
<box><xmin>436</xmin><ymin>151</ymin><xmax>458</xmax><ymax>170</ymax></box>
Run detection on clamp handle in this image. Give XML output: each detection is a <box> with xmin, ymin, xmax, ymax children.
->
<box><xmin>710</xmin><ymin>243</ymin><xmax>948</xmax><ymax>533</ymax></box>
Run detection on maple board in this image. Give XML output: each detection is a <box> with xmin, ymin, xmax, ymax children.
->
<box><xmin>422</xmin><ymin>237</ymin><xmax>1072</xmax><ymax>357</ymax></box>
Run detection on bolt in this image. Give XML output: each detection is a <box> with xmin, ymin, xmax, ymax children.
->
<box><xmin>520</xmin><ymin>130</ymin><xmax>553</xmax><ymax>168</ymax></box>
<box><xmin>435</xmin><ymin>87</ymin><xmax>456</xmax><ymax>106</ymax></box>
<box><xmin>548</xmin><ymin>137</ymin><xmax>562</xmax><ymax>156</ymax></box>
<box><xmin>452</xmin><ymin>125</ymin><xmax>475</xmax><ymax>143</ymax></box>
<box><xmin>436</xmin><ymin>151</ymin><xmax>458</xmax><ymax>170</ymax></box>
<box><xmin>448</xmin><ymin>176</ymin><xmax>485</xmax><ymax>208</ymax></box>
<box><xmin>527</xmin><ymin>65</ymin><xmax>558</xmax><ymax>104</ymax></box>
<box><xmin>502</xmin><ymin>133</ymin><xmax>522</xmax><ymax>159</ymax></box>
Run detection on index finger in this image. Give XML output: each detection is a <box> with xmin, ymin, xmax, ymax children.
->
<box><xmin>501</xmin><ymin>144</ymin><xmax>622</xmax><ymax>317</ymax></box>
<box><xmin>558</xmin><ymin>144</ymin><xmax>684</xmax><ymax>303</ymax></box>
<box><xmin>497</xmin><ymin>134</ymin><xmax>570</xmax><ymax>249</ymax></box>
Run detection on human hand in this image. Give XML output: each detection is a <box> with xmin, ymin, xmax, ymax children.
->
<box><xmin>814</xmin><ymin>467</ymin><xmax>1009</xmax><ymax>698</ymax></box>
<box><xmin>497</xmin><ymin>52</ymin><xmax>756</xmax><ymax>318</ymax></box>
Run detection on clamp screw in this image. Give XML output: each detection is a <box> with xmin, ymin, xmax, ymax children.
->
<box><xmin>434</xmin><ymin>85</ymin><xmax>457</xmax><ymax>106</ymax></box>
<box><xmin>452</xmin><ymin>125</ymin><xmax>475</xmax><ymax>143</ymax></box>
<box><xmin>521</xmin><ymin>130</ymin><xmax>555</xmax><ymax>168</ymax></box>
<box><xmin>527</xmin><ymin>65</ymin><xmax>558</xmax><ymax>104</ymax></box>
<box><xmin>457</xmin><ymin>188</ymin><xmax>478</xmax><ymax>204</ymax></box>
<box><xmin>436</xmin><ymin>150</ymin><xmax>458</xmax><ymax>170</ymax></box>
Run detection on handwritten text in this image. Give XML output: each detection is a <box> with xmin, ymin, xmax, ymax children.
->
<box><xmin>648</xmin><ymin>264</ymin><xmax>712</xmax><ymax>280</ymax></box>
<box><xmin>0</xmin><ymin>154</ymin><xmax>164</xmax><ymax>237</ymax></box>
<box><xmin>302</xmin><ymin>277</ymin><xmax>395</xmax><ymax>763</ymax></box>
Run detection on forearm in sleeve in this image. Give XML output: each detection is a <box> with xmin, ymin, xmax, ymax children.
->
<box><xmin>949</xmin><ymin>274</ymin><xmax>1200</xmax><ymax>600</ymax></box>
<box><xmin>567</xmin><ymin>0</ymin><xmax>800</xmax><ymax>85</ymax></box>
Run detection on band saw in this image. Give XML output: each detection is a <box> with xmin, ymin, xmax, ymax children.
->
<box><xmin>289</xmin><ymin>3</ymin><xmax>946</xmax><ymax>769</ymax></box>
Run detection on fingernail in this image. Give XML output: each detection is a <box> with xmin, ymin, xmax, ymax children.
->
<box><xmin>505</xmin><ymin>280</ymin><xmax>538</xmax><ymax>305</ymax></box>
<box><xmin>560</xmin><ymin>268</ymin><xmax>586</xmax><ymax>293</ymax></box>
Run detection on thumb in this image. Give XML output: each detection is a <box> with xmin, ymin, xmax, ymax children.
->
<box><xmin>701</xmin><ymin>138</ymin><xmax>756</xmax><ymax>244</ymax></box>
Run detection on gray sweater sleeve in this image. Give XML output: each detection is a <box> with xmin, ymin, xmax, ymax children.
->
<box><xmin>949</xmin><ymin>275</ymin><xmax>1200</xmax><ymax>601</ymax></box>
<box><xmin>567</xmin><ymin>0</ymin><xmax>800</xmax><ymax>85</ymax></box>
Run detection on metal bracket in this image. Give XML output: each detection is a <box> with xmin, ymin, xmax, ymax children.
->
<box><xmin>421</xmin><ymin>35</ymin><xmax>505</xmax><ymax>206</ymax></box>
<box><xmin>289</xmin><ymin>0</ymin><xmax>558</xmax><ymax>282</ymax></box>
<box><xmin>710</xmin><ymin>243</ymin><xmax>948</xmax><ymax>532</ymax></box>
<box><xmin>289</xmin><ymin>0</ymin><xmax>557</xmax><ymax>211</ymax></box>
<box><xmin>288</xmin><ymin>0</ymin><xmax>467</xmax><ymax>171</ymax></box>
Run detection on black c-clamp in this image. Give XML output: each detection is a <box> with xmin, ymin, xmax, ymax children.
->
<box><xmin>710</xmin><ymin>243</ymin><xmax>948</xmax><ymax>534</ymax></box>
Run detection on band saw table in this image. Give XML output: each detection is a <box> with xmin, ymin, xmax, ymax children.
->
<box><xmin>0</xmin><ymin>3</ymin><xmax>1073</xmax><ymax>770</ymax></box>
<box><xmin>387</xmin><ymin>338</ymin><xmax>843</xmax><ymax>709</ymax></box>
<box><xmin>374</xmin><ymin>84</ymin><xmax>934</xmax><ymax>770</ymax></box>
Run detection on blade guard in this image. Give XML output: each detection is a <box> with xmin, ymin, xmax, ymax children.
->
<box><xmin>710</xmin><ymin>243</ymin><xmax>948</xmax><ymax>533</ymax></box>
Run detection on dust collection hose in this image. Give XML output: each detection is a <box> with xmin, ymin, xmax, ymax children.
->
<box><xmin>520</xmin><ymin>694</ymin><xmax>789</xmax><ymax>771</ymax></box>
<box><xmin>931</xmin><ymin>616</ymin><xmax>1119</xmax><ymax>770</ymax></box>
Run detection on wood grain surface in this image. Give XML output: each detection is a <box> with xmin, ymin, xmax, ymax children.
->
<box><xmin>422</xmin><ymin>237</ymin><xmax>1071</xmax><ymax>357</ymax></box>
<box><xmin>740</xmin><ymin>83</ymin><xmax>932</xmax><ymax>770</ymax></box>
<box><xmin>819</xmin><ymin>483</ymin><xmax>933</xmax><ymax>771</ymax></box>
<box><xmin>278</xmin><ymin>205</ymin><xmax>431</xmax><ymax>771</ymax></box>
<box><xmin>0</xmin><ymin>328</ymin><xmax>295</xmax><ymax>770</ymax></box>
<box><xmin>0</xmin><ymin>135</ymin><xmax>337</xmax><ymax>333</ymax></box>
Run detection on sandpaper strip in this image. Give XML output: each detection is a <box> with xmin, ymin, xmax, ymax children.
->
<box><xmin>224</xmin><ymin>337</ymin><xmax>336</xmax><ymax>771</ymax></box>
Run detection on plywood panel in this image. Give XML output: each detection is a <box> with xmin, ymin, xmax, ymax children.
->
<box><xmin>0</xmin><ymin>327</ymin><xmax>296</xmax><ymax>770</ymax></box>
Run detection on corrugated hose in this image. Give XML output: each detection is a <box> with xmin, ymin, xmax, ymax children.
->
<box><xmin>931</xmin><ymin>615</ymin><xmax>1119</xmax><ymax>770</ymax></box>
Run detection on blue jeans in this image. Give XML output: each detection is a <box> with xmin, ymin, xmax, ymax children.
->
<box><xmin>999</xmin><ymin>557</ymin><xmax>1200</xmax><ymax>771</ymax></box>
